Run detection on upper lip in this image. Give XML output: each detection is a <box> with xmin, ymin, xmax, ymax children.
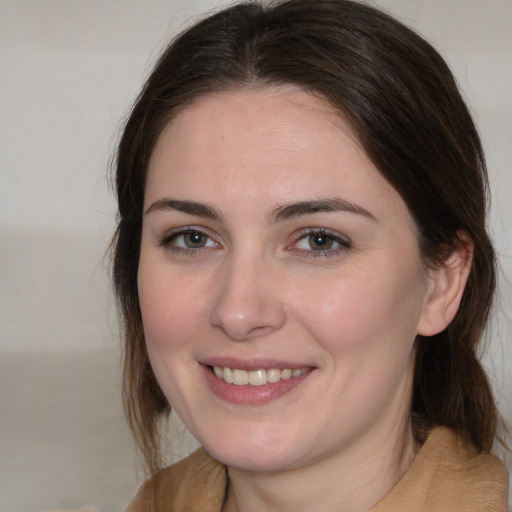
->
<box><xmin>201</xmin><ymin>357</ymin><xmax>313</xmax><ymax>371</ymax></box>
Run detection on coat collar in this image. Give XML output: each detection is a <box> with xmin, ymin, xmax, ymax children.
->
<box><xmin>370</xmin><ymin>426</ymin><xmax>508</xmax><ymax>511</ymax></box>
<box><xmin>126</xmin><ymin>427</ymin><xmax>508</xmax><ymax>511</ymax></box>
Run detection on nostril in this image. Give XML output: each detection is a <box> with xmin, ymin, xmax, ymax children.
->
<box><xmin>208</xmin><ymin>268</ymin><xmax>287</xmax><ymax>341</ymax></box>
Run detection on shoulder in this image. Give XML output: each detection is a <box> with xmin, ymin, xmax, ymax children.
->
<box><xmin>126</xmin><ymin>448</ymin><xmax>227</xmax><ymax>512</ymax></box>
<box><xmin>372</xmin><ymin>426</ymin><xmax>509</xmax><ymax>511</ymax></box>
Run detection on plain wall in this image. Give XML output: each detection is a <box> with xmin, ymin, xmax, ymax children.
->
<box><xmin>1</xmin><ymin>1</ymin><xmax>510</xmax><ymax>510</ymax></box>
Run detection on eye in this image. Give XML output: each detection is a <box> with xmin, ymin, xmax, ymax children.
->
<box><xmin>161</xmin><ymin>228</ymin><xmax>219</xmax><ymax>251</ymax></box>
<box><xmin>302</xmin><ymin>232</ymin><xmax>336</xmax><ymax>251</ymax></box>
<box><xmin>179</xmin><ymin>231</ymin><xmax>211</xmax><ymax>249</ymax></box>
<box><xmin>292</xmin><ymin>229</ymin><xmax>350</xmax><ymax>256</ymax></box>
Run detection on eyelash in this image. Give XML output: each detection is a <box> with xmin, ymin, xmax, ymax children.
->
<box><xmin>291</xmin><ymin>228</ymin><xmax>351</xmax><ymax>258</ymax></box>
<box><xmin>159</xmin><ymin>227</ymin><xmax>219</xmax><ymax>254</ymax></box>
<box><xmin>159</xmin><ymin>227</ymin><xmax>351</xmax><ymax>258</ymax></box>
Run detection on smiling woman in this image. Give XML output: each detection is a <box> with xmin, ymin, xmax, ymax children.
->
<box><xmin>139</xmin><ymin>87</ymin><xmax>434</xmax><ymax>483</ymax></box>
<box><xmin>112</xmin><ymin>1</ymin><xmax>509</xmax><ymax>511</ymax></box>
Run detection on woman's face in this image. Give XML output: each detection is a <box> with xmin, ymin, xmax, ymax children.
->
<box><xmin>138</xmin><ymin>87</ymin><xmax>434</xmax><ymax>473</ymax></box>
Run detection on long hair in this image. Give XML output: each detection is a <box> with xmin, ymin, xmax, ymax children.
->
<box><xmin>112</xmin><ymin>0</ymin><xmax>497</xmax><ymax>473</ymax></box>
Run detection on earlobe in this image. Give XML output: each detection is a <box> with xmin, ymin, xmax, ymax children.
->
<box><xmin>417</xmin><ymin>234</ymin><xmax>473</xmax><ymax>337</ymax></box>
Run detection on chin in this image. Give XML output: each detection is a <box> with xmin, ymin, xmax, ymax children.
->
<box><xmin>200</xmin><ymin>429</ymin><xmax>302</xmax><ymax>473</ymax></box>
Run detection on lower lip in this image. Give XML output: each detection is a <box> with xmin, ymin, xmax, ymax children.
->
<box><xmin>202</xmin><ymin>365</ymin><xmax>313</xmax><ymax>405</ymax></box>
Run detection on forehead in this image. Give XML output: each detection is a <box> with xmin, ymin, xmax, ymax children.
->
<box><xmin>149</xmin><ymin>86</ymin><xmax>356</xmax><ymax>165</ymax></box>
<box><xmin>145</xmin><ymin>86</ymin><xmax>405</xmax><ymax>222</ymax></box>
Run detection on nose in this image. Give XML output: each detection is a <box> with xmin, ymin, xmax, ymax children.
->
<box><xmin>208</xmin><ymin>253</ymin><xmax>287</xmax><ymax>341</ymax></box>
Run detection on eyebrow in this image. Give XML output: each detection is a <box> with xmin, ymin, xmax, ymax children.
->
<box><xmin>144</xmin><ymin>197</ymin><xmax>377</xmax><ymax>223</ymax></box>
<box><xmin>145</xmin><ymin>198</ymin><xmax>222</xmax><ymax>220</ymax></box>
<box><xmin>270</xmin><ymin>198</ymin><xmax>377</xmax><ymax>223</ymax></box>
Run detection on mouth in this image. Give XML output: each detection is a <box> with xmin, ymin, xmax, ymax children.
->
<box><xmin>211</xmin><ymin>366</ymin><xmax>309</xmax><ymax>386</ymax></box>
<box><xmin>202</xmin><ymin>362</ymin><xmax>314</xmax><ymax>405</ymax></box>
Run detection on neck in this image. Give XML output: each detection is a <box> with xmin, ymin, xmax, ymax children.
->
<box><xmin>223</xmin><ymin>418</ymin><xmax>418</xmax><ymax>512</ymax></box>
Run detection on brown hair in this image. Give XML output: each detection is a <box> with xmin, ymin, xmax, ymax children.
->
<box><xmin>112</xmin><ymin>0</ymin><xmax>498</xmax><ymax>473</ymax></box>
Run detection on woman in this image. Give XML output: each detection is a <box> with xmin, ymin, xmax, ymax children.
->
<box><xmin>112</xmin><ymin>0</ymin><xmax>509</xmax><ymax>510</ymax></box>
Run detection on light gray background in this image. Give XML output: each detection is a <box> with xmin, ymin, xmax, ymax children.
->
<box><xmin>1</xmin><ymin>1</ymin><xmax>511</xmax><ymax>510</ymax></box>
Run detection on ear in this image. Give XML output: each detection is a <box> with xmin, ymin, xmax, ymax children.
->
<box><xmin>417</xmin><ymin>233</ymin><xmax>473</xmax><ymax>337</ymax></box>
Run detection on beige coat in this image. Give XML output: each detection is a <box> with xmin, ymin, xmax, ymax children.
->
<box><xmin>126</xmin><ymin>427</ymin><xmax>508</xmax><ymax>511</ymax></box>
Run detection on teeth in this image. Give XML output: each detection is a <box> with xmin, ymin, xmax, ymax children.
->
<box><xmin>212</xmin><ymin>366</ymin><xmax>308</xmax><ymax>386</ymax></box>
<box><xmin>232</xmin><ymin>369</ymin><xmax>249</xmax><ymax>385</ymax></box>
<box><xmin>249</xmin><ymin>369</ymin><xmax>267</xmax><ymax>386</ymax></box>
<box><xmin>281</xmin><ymin>369</ymin><xmax>292</xmax><ymax>380</ymax></box>
<box><xmin>224</xmin><ymin>367</ymin><xmax>233</xmax><ymax>384</ymax></box>
<box><xmin>267</xmin><ymin>368</ymin><xmax>281</xmax><ymax>383</ymax></box>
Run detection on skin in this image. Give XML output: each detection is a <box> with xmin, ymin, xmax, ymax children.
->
<box><xmin>137</xmin><ymin>87</ymin><xmax>469</xmax><ymax>511</ymax></box>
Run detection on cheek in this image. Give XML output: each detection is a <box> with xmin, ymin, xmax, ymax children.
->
<box><xmin>137</xmin><ymin>262</ymin><xmax>208</xmax><ymax>351</ymax></box>
<box><xmin>137</xmin><ymin>262</ymin><xmax>208</xmax><ymax>415</ymax></box>
<box><xmin>296</xmin><ymin>261</ymin><xmax>425</xmax><ymax>357</ymax></box>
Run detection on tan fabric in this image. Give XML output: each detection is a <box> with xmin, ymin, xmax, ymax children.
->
<box><xmin>50</xmin><ymin>509</ymin><xmax>96</xmax><ymax>512</ymax></box>
<box><xmin>370</xmin><ymin>427</ymin><xmax>508</xmax><ymax>511</ymax></box>
<box><xmin>126</xmin><ymin>448</ymin><xmax>226</xmax><ymax>512</ymax></box>
<box><xmin>126</xmin><ymin>427</ymin><xmax>508</xmax><ymax>511</ymax></box>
